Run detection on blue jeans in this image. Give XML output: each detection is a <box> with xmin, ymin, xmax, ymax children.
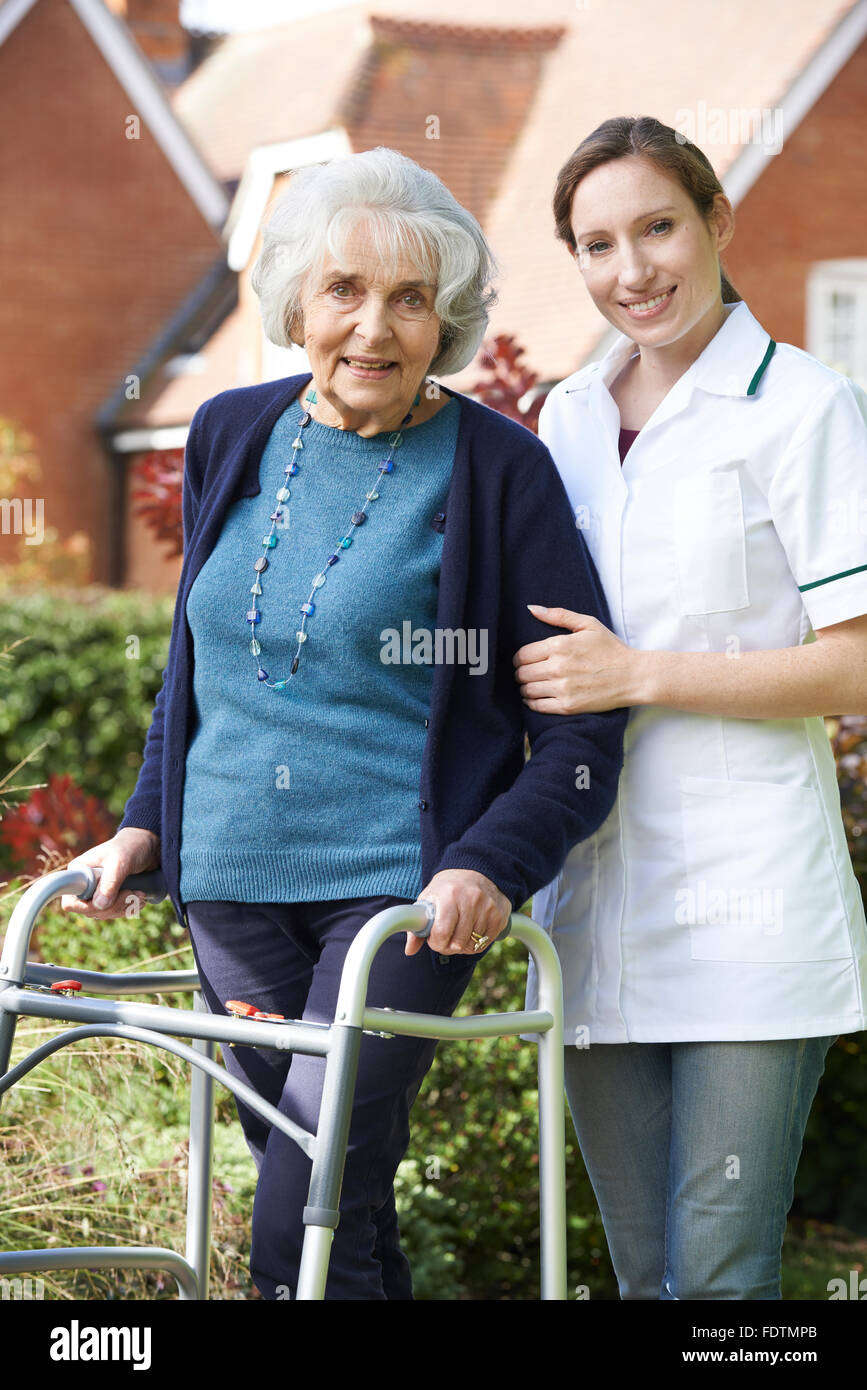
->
<box><xmin>563</xmin><ymin>1036</ymin><xmax>837</xmax><ymax>1300</ymax></box>
<box><xmin>184</xmin><ymin>894</ymin><xmax>480</xmax><ymax>1300</ymax></box>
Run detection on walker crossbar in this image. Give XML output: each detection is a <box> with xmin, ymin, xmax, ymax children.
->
<box><xmin>0</xmin><ymin>865</ymin><xmax>566</xmax><ymax>1300</ymax></box>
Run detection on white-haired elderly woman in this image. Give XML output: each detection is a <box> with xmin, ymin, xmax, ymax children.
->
<box><xmin>62</xmin><ymin>147</ymin><xmax>627</xmax><ymax>1300</ymax></box>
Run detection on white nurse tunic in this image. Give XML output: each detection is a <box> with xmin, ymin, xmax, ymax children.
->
<box><xmin>526</xmin><ymin>300</ymin><xmax>867</xmax><ymax>1042</ymax></box>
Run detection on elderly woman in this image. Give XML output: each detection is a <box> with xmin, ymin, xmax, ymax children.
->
<box><xmin>61</xmin><ymin>147</ymin><xmax>627</xmax><ymax>1300</ymax></box>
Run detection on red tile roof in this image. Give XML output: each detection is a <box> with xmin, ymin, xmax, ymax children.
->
<box><xmin>153</xmin><ymin>0</ymin><xmax>862</xmax><ymax>415</ymax></box>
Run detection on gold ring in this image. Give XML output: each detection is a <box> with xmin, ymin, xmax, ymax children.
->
<box><xmin>471</xmin><ymin>932</ymin><xmax>490</xmax><ymax>951</ymax></box>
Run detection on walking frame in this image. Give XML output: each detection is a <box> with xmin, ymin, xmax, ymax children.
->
<box><xmin>0</xmin><ymin>864</ymin><xmax>566</xmax><ymax>1300</ymax></box>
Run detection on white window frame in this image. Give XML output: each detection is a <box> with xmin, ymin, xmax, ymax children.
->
<box><xmin>806</xmin><ymin>259</ymin><xmax>867</xmax><ymax>389</ymax></box>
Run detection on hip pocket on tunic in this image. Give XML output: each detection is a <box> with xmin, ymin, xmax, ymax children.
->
<box><xmin>678</xmin><ymin>775</ymin><xmax>851</xmax><ymax>962</ymax></box>
<box><xmin>672</xmin><ymin>468</ymin><xmax>749</xmax><ymax>615</ymax></box>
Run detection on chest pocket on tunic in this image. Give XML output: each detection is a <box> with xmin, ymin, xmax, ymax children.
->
<box><xmin>671</xmin><ymin>467</ymin><xmax>749</xmax><ymax>615</ymax></box>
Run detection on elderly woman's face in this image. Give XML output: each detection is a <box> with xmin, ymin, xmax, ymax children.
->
<box><xmin>295</xmin><ymin>222</ymin><xmax>442</xmax><ymax>429</ymax></box>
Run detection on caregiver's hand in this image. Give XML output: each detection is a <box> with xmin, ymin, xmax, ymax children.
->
<box><xmin>513</xmin><ymin>605</ymin><xmax>643</xmax><ymax>714</ymax></box>
<box><xmin>59</xmin><ymin>827</ymin><xmax>161</xmax><ymax>920</ymax></box>
<box><xmin>407</xmin><ymin>869</ymin><xmax>511</xmax><ymax>957</ymax></box>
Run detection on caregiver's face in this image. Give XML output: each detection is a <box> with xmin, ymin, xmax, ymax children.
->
<box><xmin>568</xmin><ymin>155</ymin><xmax>734</xmax><ymax>349</ymax></box>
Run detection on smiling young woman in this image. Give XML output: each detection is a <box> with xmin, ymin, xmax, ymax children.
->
<box><xmin>515</xmin><ymin>114</ymin><xmax>867</xmax><ymax>1302</ymax></box>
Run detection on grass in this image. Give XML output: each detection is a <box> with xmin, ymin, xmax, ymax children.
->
<box><xmin>0</xmin><ymin>879</ymin><xmax>864</xmax><ymax>1301</ymax></box>
<box><xmin>2</xmin><ymin>1010</ymin><xmax>865</xmax><ymax>1300</ymax></box>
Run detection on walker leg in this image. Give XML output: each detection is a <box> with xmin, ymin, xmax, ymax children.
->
<box><xmin>537</xmin><ymin>1026</ymin><xmax>567</xmax><ymax>1299</ymax></box>
<box><xmin>0</xmin><ymin>1010</ymin><xmax>18</xmax><ymax>1104</ymax></box>
<box><xmin>185</xmin><ymin>993</ymin><xmax>215</xmax><ymax>1300</ymax></box>
<box><xmin>295</xmin><ymin>1021</ymin><xmax>362</xmax><ymax>1300</ymax></box>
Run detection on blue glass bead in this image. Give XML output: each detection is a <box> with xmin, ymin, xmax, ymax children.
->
<box><xmin>270</xmin><ymin>510</ymin><xmax>283</xmax><ymax>522</ymax></box>
<box><xmin>312</xmin><ymin>573</ymin><xmax>326</xmax><ymax>587</ymax></box>
<box><xmin>366</xmin><ymin>490</ymin><xmax>379</xmax><ymax>501</ymax></box>
<box><xmin>263</xmin><ymin>534</ymin><xmax>277</xmax><ymax>547</ymax></box>
<box><xmin>301</xmin><ymin>602</ymin><xmax>315</xmax><ymax>615</ymax></box>
<box><xmin>327</xmin><ymin>554</ymin><xmax>339</xmax><ymax>566</ymax></box>
<box><xmin>257</xmin><ymin>667</ymin><xmax>269</xmax><ymax>681</ymax></box>
<box><xmin>276</xmin><ymin>487</ymin><xmax>290</xmax><ymax>501</ymax></box>
<box><xmin>287</xmin><ymin>462</ymin><xmax>299</xmax><ymax>475</ymax></box>
<box><xmin>351</xmin><ymin>511</ymin><xmax>367</xmax><ymax>525</ymax></box>
<box><xmin>306</xmin><ymin>389</ymin><xmax>317</xmax><ymax>404</ymax></box>
<box><xmin>250</xmin><ymin>637</ymin><xmax>261</xmax><ymax>655</ymax></box>
<box><xmin>378</xmin><ymin>460</ymin><xmax>393</xmax><ymax>473</ymax></box>
<box><xmin>246</xmin><ymin>609</ymin><xmax>261</xmax><ymax>624</ymax></box>
<box><xmin>274</xmin><ymin>680</ymin><xmax>287</xmax><ymax>690</ymax></box>
<box><xmin>338</xmin><ymin>536</ymin><xmax>352</xmax><ymax>548</ymax></box>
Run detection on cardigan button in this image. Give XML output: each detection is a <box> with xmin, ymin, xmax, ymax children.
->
<box><xmin>424</xmin><ymin>717</ymin><xmax>429</xmax><ymax>728</ymax></box>
<box><xmin>418</xmin><ymin>799</ymin><xmax>428</xmax><ymax>811</ymax></box>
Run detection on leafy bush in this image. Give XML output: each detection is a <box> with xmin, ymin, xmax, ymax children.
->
<box><xmin>2</xmin><ymin>583</ymin><xmax>867</xmax><ymax>1298</ymax></box>
<box><xmin>0</xmin><ymin>582</ymin><xmax>175</xmax><ymax>879</ymax></box>
<box><xmin>395</xmin><ymin>941</ymin><xmax>618</xmax><ymax>1299</ymax></box>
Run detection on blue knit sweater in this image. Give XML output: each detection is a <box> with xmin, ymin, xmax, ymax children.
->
<box><xmin>179</xmin><ymin>394</ymin><xmax>459</xmax><ymax>902</ymax></box>
<box><xmin>118</xmin><ymin>373</ymin><xmax>628</xmax><ymax>932</ymax></box>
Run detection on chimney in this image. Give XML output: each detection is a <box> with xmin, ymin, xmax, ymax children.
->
<box><xmin>106</xmin><ymin>0</ymin><xmax>202</xmax><ymax>84</ymax></box>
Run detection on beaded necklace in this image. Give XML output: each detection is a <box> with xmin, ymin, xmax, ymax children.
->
<box><xmin>246</xmin><ymin>385</ymin><xmax>421</xmax><ymax>690</ymax></box>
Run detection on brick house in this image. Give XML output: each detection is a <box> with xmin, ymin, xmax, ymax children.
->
<box><xmin>1</xmin><ymin>0</ymin><xmax>865</xmax><ymax>593</ymax></box>
<box><xmin>0</xmin><ymin>0</ymin><xmax>228</xmax><ymax>588</ymax></box>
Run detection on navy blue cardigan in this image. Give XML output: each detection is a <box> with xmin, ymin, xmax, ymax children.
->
<box><xmin>118</xmin><ymin>373</ymin><xmax>628</xmax><ymax>929</ymax></box>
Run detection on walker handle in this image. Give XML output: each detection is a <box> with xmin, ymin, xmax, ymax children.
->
<box><xmin>78</xmin><ymin>864</ymin><xmax>169</xmax><ymax>904</ymax></box>
<box><xmin>408</xmin><ymin>898</ymin><xmax>512</xmax><ymax>942</ymax></box>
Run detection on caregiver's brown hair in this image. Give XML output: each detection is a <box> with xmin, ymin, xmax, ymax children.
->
<box><xmin>553</xmin><ymin>115</ymin><xmax>741</xmax><ymax>304</ymax></box>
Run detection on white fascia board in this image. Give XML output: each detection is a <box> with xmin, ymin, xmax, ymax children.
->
<box><xmin>0</xmin><ymin>0</ymin><xmax>39</xmax><ymax>45</ymax></box>
<box><xmin>70</xmin><ymin>0</ymin><xmax>229</xmax><ymax>230</ymax></box>
<box><xmin>112</xmin><ymin>425</ymin><xmax>190</xmax><ymax>452</ymax></box>
<box><xmin>721</xmin><ymin>0</ymin><xmax>867</xmax><ymax>206</ymax></box>
<box><xmin>226</xmin><ymin>128</ymin><xmax>352</xmax><ymax>271</ymax></box>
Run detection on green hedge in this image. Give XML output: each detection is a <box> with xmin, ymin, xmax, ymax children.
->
<box><xmin>0</xmin><ymin>583</ymin><xmax>175</xmax><ymax>871</ymax></box>
<box><xmin>2</xmin><ymin>581</ymin><xmax>866</xmax><ymax>1298</ymax></box>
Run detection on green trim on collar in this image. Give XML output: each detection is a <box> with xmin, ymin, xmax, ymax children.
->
<box><xmin>799</xmin><ymin>562</ymin><xmax>867</xmax><ymax>593</ymax></box>
<box><xmin>747</xmin><ymin>338</ymin><xmax>776</xmax><ymax>395</ymax></box>
<box><xmin>744</xmin><ymin>337</ymin><xmax>778</xmax><ymax>397</ymax></box>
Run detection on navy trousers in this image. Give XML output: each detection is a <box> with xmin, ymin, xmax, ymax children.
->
<box><xmin>184</xmin><ymin>895</ymin><xmax>480</xmax><ymax>1300</ymax></box>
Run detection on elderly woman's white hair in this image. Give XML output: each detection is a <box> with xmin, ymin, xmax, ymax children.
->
<box><xmin>250</xmin><ymin>147</ymin><xmax>499</xmax><ymax>378</ymax></box>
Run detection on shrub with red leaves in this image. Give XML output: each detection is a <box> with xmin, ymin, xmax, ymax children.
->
<box><xmin>470</xmin><ymin>335</ymin><xmax>549</xmax><ymax>433</ymax></box>
<box><xmin>130</xmin><ymin>448</ymin><xmax>185</xmax><ymax>559</ymax></box>
<box><xmin>0</xmin><ymin>772</ymin><xmax>116</xmax><ymax>876</ymax></box>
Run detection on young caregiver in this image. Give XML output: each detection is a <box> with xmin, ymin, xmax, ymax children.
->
<box><xmin>514</xmin><ymin>116</ymin><xmax>867</xmax><ymax>1300</ymax></box>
